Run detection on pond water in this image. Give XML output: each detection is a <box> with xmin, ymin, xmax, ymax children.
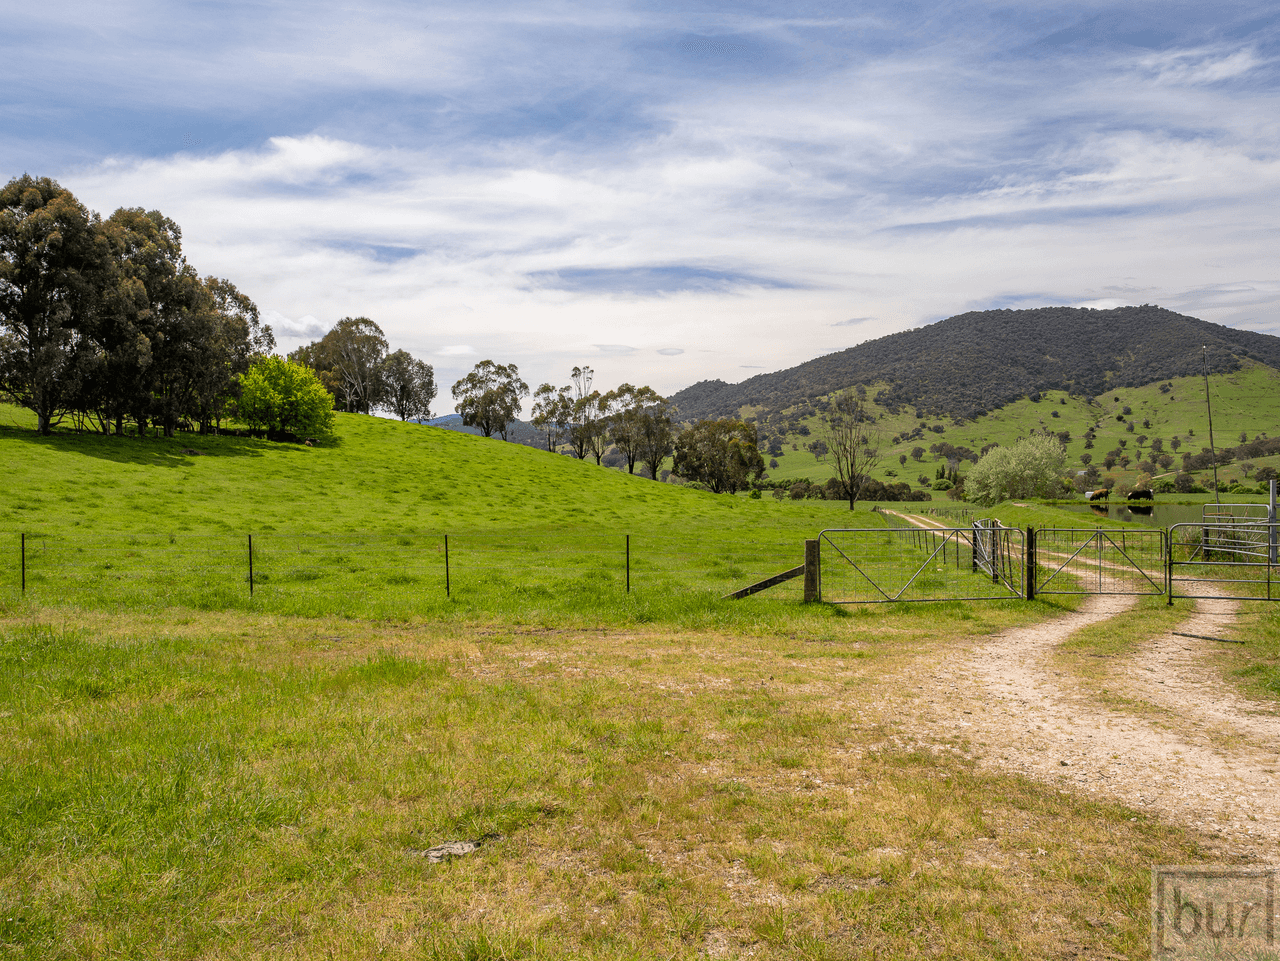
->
<box><xmin>1055</xmin><ymin>503</ymin><xmax>1227</xmax><ymax>528</ymax></box>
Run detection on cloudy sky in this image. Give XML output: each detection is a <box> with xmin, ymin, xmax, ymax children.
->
<box><xmin>5</xmin><ymin>1</ymin><xmax>1278</xmax><ymax>403</ymax></box>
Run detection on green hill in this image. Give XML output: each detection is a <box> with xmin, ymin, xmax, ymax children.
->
<box><xmin>756</xmin><ymin>361</ymin><xmax>1280</xmax><ymax>494</ymax></box>
<box><xmin>0</xmin><ymin>406</ymin><xmax>867</xmax><ymax>618</ymax></box>
<box><xmin>670</xmin><ymin>305</ymin><xmax>1280</xmax><ymax>423</ymax></box>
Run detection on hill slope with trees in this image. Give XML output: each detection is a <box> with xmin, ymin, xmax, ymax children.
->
<box><xmin>670</xmin><ymin>305</ymin><xmax>1280</xmax><ymax>422</ymax></box>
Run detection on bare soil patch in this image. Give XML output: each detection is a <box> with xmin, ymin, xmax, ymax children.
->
<box><xmin>898</xmin><ymin>595</ymin><xmax>1280</xmax><ymax>862</ymax></box>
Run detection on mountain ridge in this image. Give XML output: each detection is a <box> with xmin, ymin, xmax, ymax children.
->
<box><xmin>669</xmin><ymin>305</ymin><xmax>1280</xmax><ymax>422</ymax></box>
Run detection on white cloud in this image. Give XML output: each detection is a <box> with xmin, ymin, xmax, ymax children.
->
<box><xmin>25</xmin><ymin>2</ymin><xmax>1280</xmax><ymax>402</ymax></box>
<box><xmin>262</xmin><ymin>310</ymin><xmax>328</xmax><ymax>341</ymax></box>
<box><xmin>1137</xmin><ymin>46</ymin><xmax>1266</xmax><ymax>86</ymax></box>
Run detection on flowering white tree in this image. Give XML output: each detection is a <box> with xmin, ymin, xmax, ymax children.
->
<box><xmin>965</xmin><ymin>434</ymin><xmax>1067</xmax><ymax>505</ymax></box>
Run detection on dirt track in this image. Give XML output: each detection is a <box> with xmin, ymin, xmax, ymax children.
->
<box><xmin>899</xmin><ymin>595</ymin><xmax>1280</xmax><ymax>861</ymax></box>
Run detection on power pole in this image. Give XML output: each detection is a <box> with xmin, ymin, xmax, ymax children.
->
<box><xmin>1202</xmin><ymin>346</ymin><xmax>1221</xmax><ymax>506</ymax></box>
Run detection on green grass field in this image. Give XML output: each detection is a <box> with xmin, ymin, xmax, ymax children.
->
<box><xmin>1</xmin><ymin>604</ymin><xmax>1212</xmax><ymax>960</ymax></box>
<box><xmin>1</xmin><ymin>398</ymin><xmax>1275</xmax><ymax>958</ymax></box>
<box><xmin>0</xmin><ymin>405</ymin><xmax>881</xmax><ymax>623</ymax></box>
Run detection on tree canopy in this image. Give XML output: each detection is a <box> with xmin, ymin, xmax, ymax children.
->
<box><xmin>451</xmin><ymin>360</ymin><xmax>529</xmax><ymax>439</ymax></box>
<box><xmin>237</xmin><ymin>356</ymin><xmax>336</xmax><ymax>440</ymax></box>
<box><xmin>964</xmin><ymin>434</ymin><xmax>1067</xmax><ymax>505</ymax></box>
<box><xmin>0</xmin><ymin>175</ymin><xmax>275</xmax><ymax>437</ymax></box>
<box><xmin>672</xmin><ymin>419</ymin><xmax>765</xmax><ymax>493</ymax></box>
<box><xmin>382</xmin><ymin>349</ymin><xmax>437</xmax><ymax>422</ymax></box>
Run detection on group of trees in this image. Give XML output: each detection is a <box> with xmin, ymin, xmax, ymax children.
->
<box><xmin>289</xmin><ymin>317</ymin><xmax>437</xmax><ymax>421</ymax></box>
<box><xmin>1</xmin><ymin>175</ymin><xmax>275</xmax><ymax>436</ymax></box>
<box><xmin>526</xmin><ymin>365</ymin><xmax>677</xmax><ymax>481</ymax></box>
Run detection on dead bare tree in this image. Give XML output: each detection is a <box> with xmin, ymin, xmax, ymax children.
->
<box><xmin>824</xmin><ymin>389</ymin><xmax>883</xmax><ymax>510</ymax></box>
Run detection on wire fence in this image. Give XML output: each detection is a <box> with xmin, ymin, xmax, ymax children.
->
<box><xmin>0</xmin><ymin>529</ymin><xmax>818</xmax><ymax>609</ymax></box>
<box><xmin>4</xmin><ymin>517</ymin><xmax>1276</xmax><ymax>610</ymax></box>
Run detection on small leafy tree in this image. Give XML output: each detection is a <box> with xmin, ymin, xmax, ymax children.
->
<box><xmin>237</xmin><ymin>356</ymin><xmax>335</xmax><ymax>439</ymax></box>
<box><xmin>672</xmin><ymin>419</ymin><xmax>764</xmax><ymax>493</ymax></box>
<box><xmin>964</xmin><ymin>435</ymin><xmax>1067</xmax><ymax>506</ymax></box>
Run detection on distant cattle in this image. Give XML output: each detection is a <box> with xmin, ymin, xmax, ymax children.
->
<box><xmin>1127</xmin><ymin>489</ymin><xmax>1154</xmax><ymax>501</ymax></box>
<box><xmin>1084</xmin><ymin>489</ymin><xmax>1110</xmax><ymax>502</ymax></box>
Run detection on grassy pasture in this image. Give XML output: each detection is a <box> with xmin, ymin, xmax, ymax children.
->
<box><xmin>0</xmin><ymin>606</ymin><xmax>1210</xmax><ymax>960</ymax></box>
<box><xmin>0</xmin><ymin>407</ymin><xmax>874</xmax><ymax>623</ymax></box>
<box><xmin>1</xmin><ymin>399</ymin><xmax>1269</xmax><ymax>957</ymax></box>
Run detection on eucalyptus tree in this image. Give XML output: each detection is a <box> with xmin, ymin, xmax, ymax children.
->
<box><xmin>530</xmin><ymin>382</ymin><xmax>573</xmax><ymax>451</ymax></box>
<box><xmin>0</xmin><ymin>175</ymin><xmax>105</xmax><ymax>434</ymax></box>
<box><xmin>194</xmin><ymin>276</ymin><xmax>275</xmax><ymax>432</ymax></box>
<box><xmin>823</xmin><ymin>390</ymin><xmax>884</xmax><ymax>509</ymax></box>
<box><xmin>452</xmin><ymin>359</ymin><xmax>529</xmax><ymax>439</ymax></box>
<box><xmin>381</xmin><ymin>349</ymin><xmax>436</xmax><ymax>421</ymax></box>
<box><xmin>94</xmin><ymin>206</ymin><xmax>213</xmax><ymax>436</ymax></box>
<box><xmin>567</xmin><ymin>390</ymin><xmax>605</xmax><ymax>460</ymax></box>
<box><xmin>672</xmin><ymin>419</ymin><xmax>764</xmax><ymax>493</ymax></box>
<box><xmin>635</xmin><ymin>395</ymin><xmax>676</xmax><ymax>481</ymax></box>
<box><xmin>605</xmin><ymin>383</ymin><xmax>665</xmax><ymax>474</ymax></box>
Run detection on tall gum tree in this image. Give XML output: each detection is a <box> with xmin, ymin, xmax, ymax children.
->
<box><xmin>0</xmin><ymin>175</ymin><xmax>105</xmax><ymax>434</ymax></box>
<box><xmin>452</xmin><ymin>360</ymin><xmax>529</xmax><ymax>439</ymax></box>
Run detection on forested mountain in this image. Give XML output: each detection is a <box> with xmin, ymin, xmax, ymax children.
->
<box><xmin>669</xmin><ymin>306</ymin><xmax>1280</xmax><ymax>422</ymax></box>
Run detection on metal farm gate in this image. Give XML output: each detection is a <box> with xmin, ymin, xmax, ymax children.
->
<box><xmin>1028</xmin><ymin>527</ymin><xmax>1167</xmax><ymax>598</ymax></box>
<box><xmin>818</xmin><ymin>522</ymin><xmax>1025</xmax><ymax>603</ymax></box>
<box><xmin>1168</xmin><ymin>518</ymin><xmax>1279</xmax><ymax>602</ymax></box>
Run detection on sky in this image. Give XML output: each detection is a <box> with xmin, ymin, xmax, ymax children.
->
<box><xmin>4</xmin><ymin>1</ymin><xmax>1279</xmax><ymax>407</ymax></box>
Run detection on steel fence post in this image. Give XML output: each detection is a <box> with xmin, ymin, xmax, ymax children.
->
<box><xmin>248</xmin><ymin>533</ymin><xmax>253</xmax><ymax>596</ymax></box>
<box><xmin>626</xmin><ymin>534</ymin><xmax>630</xmax><ymax>593</ymax></box>
<box><xmin>21</xmin><ymin>533</ymin><xmax>25</xmax><ymax>594</ymax></box>
<box><xmin>444</xmin><ymin>534</ymin><xmax>450</xmax><ymax>597</ymax></box>
<box><xmin>1025</xmin><ymin>527</ymin><xmax>1035</xmax><ymax>601</ymax></box>
<box><xmin>1269</xmin><ymin>480</ymin><xmax>1277</xmax><ymax>564</ymax></box>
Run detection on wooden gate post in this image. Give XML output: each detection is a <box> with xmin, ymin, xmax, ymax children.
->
<box><xmin>803</xmin><ymin>538</ymin><xmax>820</xmax><ymax>603</ymax></box>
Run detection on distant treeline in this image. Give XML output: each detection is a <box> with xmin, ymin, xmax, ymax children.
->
<box><xmin>669</xmin><ymin>305</ymin><xmax>1280</xmax><ymax>423</ymax></box>
<box><xmin>1181</xmin><ymin>434</ymin><xmax>1280</xmax><ymax>475</ymax></box>
<box><xmin>753</xmin><ymin>476</ymin><xmax>933</xmax><ymax>502</ymax></box>
<box><xmin>289</xmin><ymin>318</ymin><xmax>437</xmax><ymax>422</ymax></box>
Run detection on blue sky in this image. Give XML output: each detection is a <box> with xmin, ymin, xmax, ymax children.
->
<box><xmin>5</xmin><ymin>1</ymin><xmax>1279</xmax><ymax>405</ymax></box>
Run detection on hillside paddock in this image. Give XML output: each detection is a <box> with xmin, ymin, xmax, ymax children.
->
<box><xmin>6</xmin><ymin>407</ymin><xmax>1280</xmax><ymax>957</ymax></box>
